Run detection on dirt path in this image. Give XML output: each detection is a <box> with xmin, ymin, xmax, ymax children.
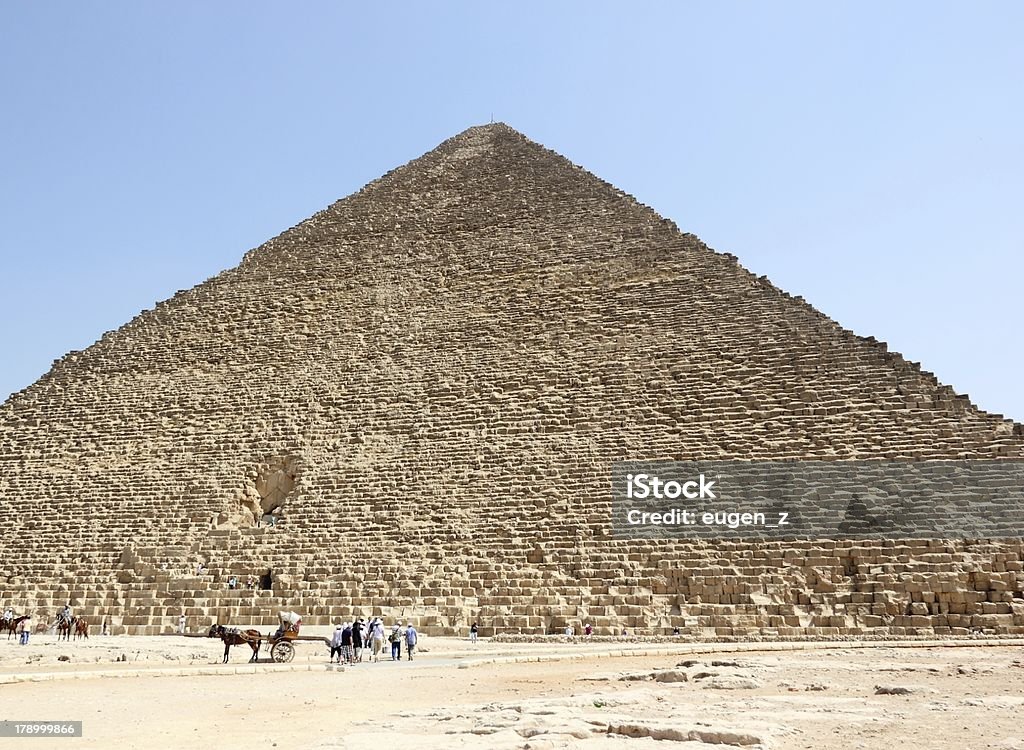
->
<box><xmin>2</xmin><ymin>637</ymin><xmax>1023</xmax><ymax>749</ymax></box>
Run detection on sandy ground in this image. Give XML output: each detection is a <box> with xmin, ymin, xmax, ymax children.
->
<box><xmin>1</xmin><ymin>632</ymin><xmax>1023</xmax><ymax>749</ymax></box>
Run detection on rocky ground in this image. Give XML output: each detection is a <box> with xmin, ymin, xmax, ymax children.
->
<box><xmin>1</xmin><ymin>634</ymin><xmax>1022</xmax><ymax>749</ymax></box>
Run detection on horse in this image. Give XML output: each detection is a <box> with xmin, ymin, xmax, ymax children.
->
<box><xmin>56</xmin><ymin>616</ymin><xmax>77</xmax><ymax>641</ymax></box>
<box><xmin>74</xmin><ymin>618</ymin><xmax>89</xmax><ymax>640</ymax></box>
<box><xmin>0</xmin><ymin>615</ymin><xmax>29</xmax><ymax>640</ymax></box>
<box><xmin>208</xmin><ymin>624</ymin><xmax>262</xmax><ymax>663</ymax></box>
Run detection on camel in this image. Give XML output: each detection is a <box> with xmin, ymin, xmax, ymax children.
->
<box><xmin>208</xmin><ymin>624</ymin><xmax>262</xmax><ymax>663</ymax></box>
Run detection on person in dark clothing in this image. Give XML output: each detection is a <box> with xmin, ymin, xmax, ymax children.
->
<box><xmin>352</xmin><ymin>618</ymin><xmax>364</xmax><ymax>662</ymax></box>
<box><xmin>340</xmin><ymin>622</ymin><xmax>354</xmax><ymax>664</ymax></box>
<box><xmin>389</xmin><ymin>624</ymin><xmax>402</xmax><ymax>660</ymax></box>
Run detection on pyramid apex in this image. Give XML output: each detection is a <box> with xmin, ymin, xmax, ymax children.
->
<box><xmin>446</xmin><ymin>121</ymin><xmax>527</xmax><ymax>142</ymax></box>
<box><xmin>469</xmin><ymin>120</ymin><xmax>517</xmax><ymax>131</ymax></box>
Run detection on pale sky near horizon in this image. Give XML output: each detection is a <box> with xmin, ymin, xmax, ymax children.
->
<box><xmin>2</xmin><ymin>3</ymin><xmax>1022</xmax><ymax>420</ymax></box>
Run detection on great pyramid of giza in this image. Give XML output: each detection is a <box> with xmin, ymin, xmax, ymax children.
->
<box><xmin>2</xmin><ymin>123</ymin><xmax>1022</xmax><ymax>636</ymax></box>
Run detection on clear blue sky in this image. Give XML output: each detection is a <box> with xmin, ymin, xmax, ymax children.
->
<box><xmin>2</xmin><ymin>2</ymin><xmax>1021</xmax><ymax>420</ymax></box>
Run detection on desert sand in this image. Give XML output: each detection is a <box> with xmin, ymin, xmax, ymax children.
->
<box><xmin>1</xmin><ymin>631</ymin><xmax>1023</xmax><ymax>749</ymax></box>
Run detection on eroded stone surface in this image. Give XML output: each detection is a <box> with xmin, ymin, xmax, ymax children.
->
<box><xmin>321</xmin><ymin>687</ymin><xmax>780</xmax><ymax>749</ymax></box>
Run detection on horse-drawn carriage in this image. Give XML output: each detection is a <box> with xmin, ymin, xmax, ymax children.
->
<box><xmin>207</xmin><ymin>618</ymin><xmax>328</xmax><ymax>663</ymax></box>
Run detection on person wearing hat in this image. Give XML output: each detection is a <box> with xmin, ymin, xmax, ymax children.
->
<box><xmin>404</xmin><ymin>622</ymin><xmax>418</xmax><ymax>661</ymax></box>
<box><xmin>330</xmin><ymin>625</ymin><xmax>344</xmax><ymax>663</ymax></box>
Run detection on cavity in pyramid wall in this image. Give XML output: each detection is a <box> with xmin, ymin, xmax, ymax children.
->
<box><xmin>2</xmin><ymin>124</ymin><xmax>1023</xmax><ymax>636</ymax></box>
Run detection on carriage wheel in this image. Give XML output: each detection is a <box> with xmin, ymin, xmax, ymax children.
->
<box><xmin>271</xmin><ymin>640</ymin><xmax>295</xmax><ymax>663</ymax></box>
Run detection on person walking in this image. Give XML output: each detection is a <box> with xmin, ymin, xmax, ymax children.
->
<box><xmin>178</xmin><ymin>613</ymin><xmax>187</xmax><ymax>634</ymax></box>
<box><xmin>389</xmin><ymin>624</ymin><xmax>402</xmax><ymax>661</ymax></box>
<box><xmin>470</xmin><ymin>622</ymin><xmax>479</xmax><ymax>643</ymax></box>
<box><xmin>405</xmin><ymin>622</ymin><xmax>418</xmax><ymax>661</ymax></box>
<box><xmin>352</xmin><ymin>618</ymin><xmax>364</xmax><ymax>663</ymax></box>
<box><xmin>330</xmin><ymin>625</ymin><xmax>344</xmax><ymax>663</ymax></box>
<box><xmin>341</xmin><ymin>622</ymin><xmax>354</xmax><ymax>664</ymax></box>
<box><xmin>372</xmin><ymin>618</ymin><xmax>386</xmax><ymax>662</ymax></box>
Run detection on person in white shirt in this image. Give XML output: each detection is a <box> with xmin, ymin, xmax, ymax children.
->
<box><xmin>275</xmin><ymin>610</ymin><xmax>302</xmax><ymax>638</ymax></box>
<box><xmin>370</xmin><ymin>619</ymin><xmax>386</xmax><ymax>662</ymax></box>
<box><xmin>330</xmin><ymin>626</ymin><xmax>344</xmax><ymax>663</ymax></box>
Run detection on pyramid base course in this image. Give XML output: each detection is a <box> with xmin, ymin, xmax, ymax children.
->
<box><xmin>5</xmin><ymin>533</ymin><xmax>1024</xmax><ymax>638</ymax></box>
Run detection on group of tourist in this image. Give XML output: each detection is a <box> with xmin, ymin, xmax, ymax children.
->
<box><xmin>193</xmin><ymin>563</ymin><xmax>259</xmax><ymax>591</ymax></box>
<box><xmin>225</xmin><ymin>574</ymin><xmax>258</xmax><ymax>590</ymax></box>
<box><xmin>2</xmin><ymin>603</ymin><xmax>110</xmax><ymax>643</ymax></box>
<box><xmin>329</xmin><ymin>618</ymin><xmax>418</xmax><ymax>663</ymax></box>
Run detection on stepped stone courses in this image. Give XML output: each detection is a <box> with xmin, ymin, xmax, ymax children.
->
<box><xmin>2</xmin><ymin>123</ymin><xmax>1023</xmax><ymax>637</ymax></box>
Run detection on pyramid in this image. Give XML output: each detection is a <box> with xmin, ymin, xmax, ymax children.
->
<box><xmin>2</xmin><ymin>123</ymin><xmax>1023</xmax><ymax>637</ymax></box>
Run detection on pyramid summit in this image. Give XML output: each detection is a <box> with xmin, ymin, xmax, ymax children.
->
<box><xmin>2</xmin><ymin>123</ymin><xmax>1022</xmax><ymax>636</ymax></box>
